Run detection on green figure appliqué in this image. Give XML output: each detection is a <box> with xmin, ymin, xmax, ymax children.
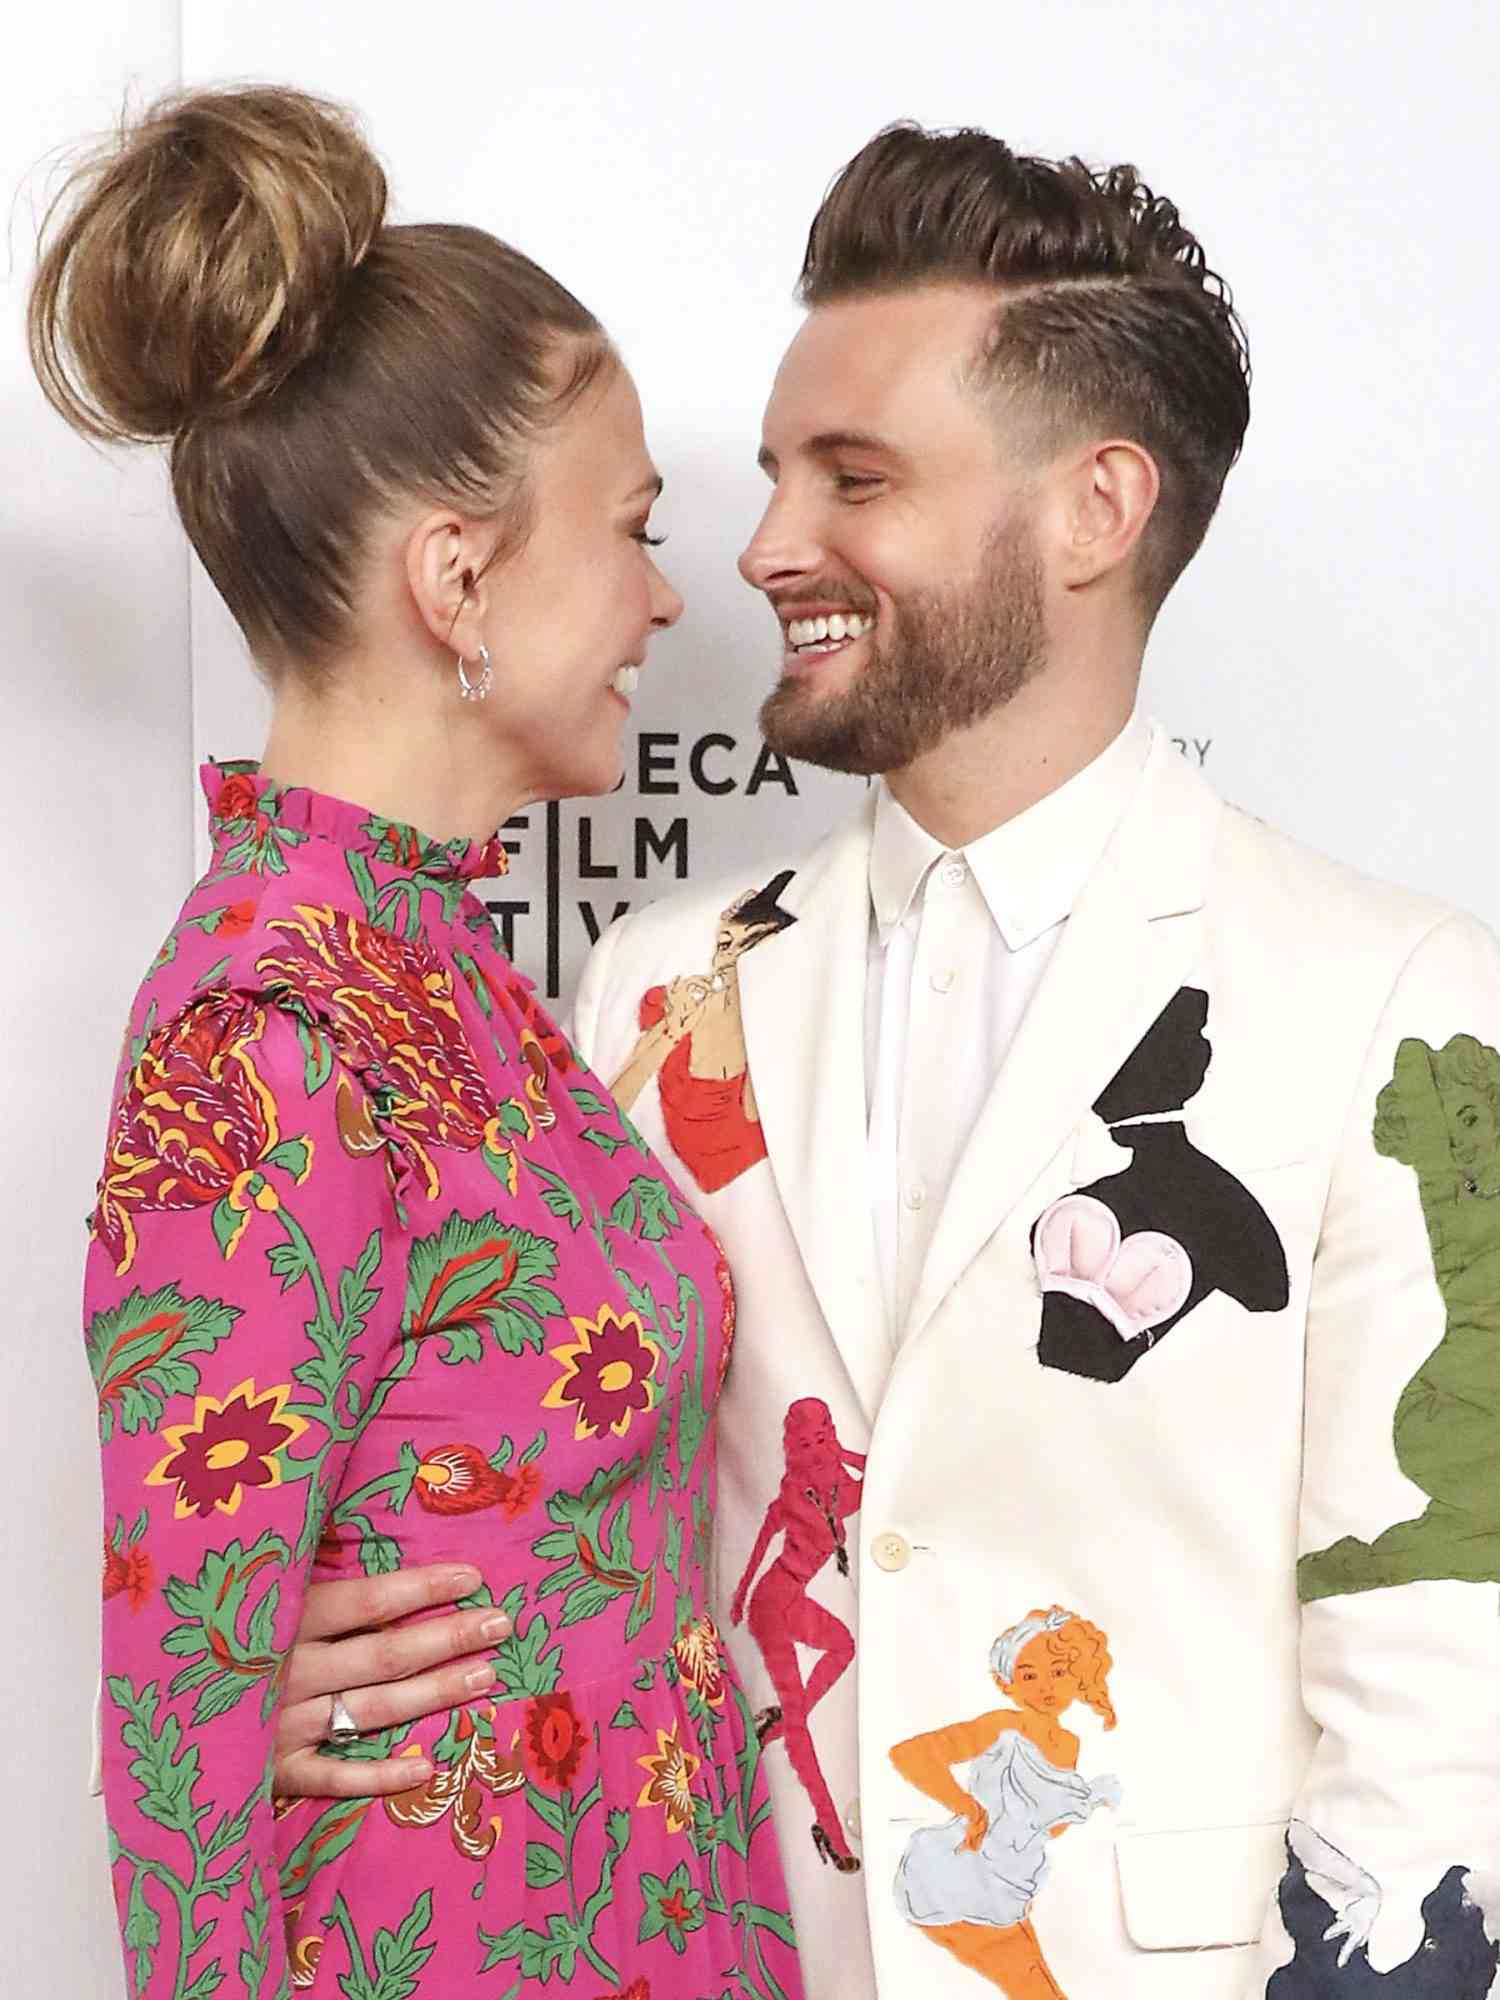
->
<box><xmin>1299</xmin><ymin>1033</ymin><xmax>1500</xmax><ymax>1602</ymax></box>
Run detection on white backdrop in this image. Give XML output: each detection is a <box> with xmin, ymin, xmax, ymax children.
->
<box><xmin>6</xmin><ymin>1</ymin><xmax>1500</xmax><ymax>1991</ymax></box>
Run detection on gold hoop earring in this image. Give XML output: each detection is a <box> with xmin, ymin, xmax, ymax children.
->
<box><xmin>457</xmin><ymin>644</ymin><xmax>492</xmax><ymax>702</ymax></box>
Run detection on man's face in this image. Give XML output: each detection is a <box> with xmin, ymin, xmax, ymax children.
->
<box><xmin>740</xmin><ymin>284</ymin><xmax>1048</xmax><ymax>776</ymax></box>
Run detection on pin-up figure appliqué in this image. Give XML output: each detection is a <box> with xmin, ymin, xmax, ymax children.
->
<box><xmin>731</xmin><ymin>1397</ymin><xmax>866</xmax><ymax>1873</ymax></box>
<box><xmin>889</xmin><ymin>1606</ymin><xmax>1120</xmax><ymax>1997</ymax></box>
<box><xmin>610</xmin><ymin>872</ymin><xmax>796</xmax><ymax>1193</ymax></box>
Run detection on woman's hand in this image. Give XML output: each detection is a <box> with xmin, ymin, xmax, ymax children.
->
<box><xmin>272</xmin><ymin>1565</ymin><xmax>512</xmax><ymax>1798</ymax></box>
<box><xmin>958</xmin><ymin>1798</ymin><xmax>989</xmax><ymax>1852</ymax></box>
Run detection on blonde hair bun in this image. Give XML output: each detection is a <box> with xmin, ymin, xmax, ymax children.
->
<box><xmin>29</xmin><ymin>85</ymin><xmax>388</xmax><ymax>441</ymax></box>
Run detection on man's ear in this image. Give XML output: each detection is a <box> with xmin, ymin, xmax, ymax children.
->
<box><xmin>1053</xmin><ymin>439</ymin><xmax>1160</xmax><ymax>592</ymax></box>
<box><xmin>404</xmin><ymin>509</ymin><xmax>495</xmax><ymax>657</ymax></box>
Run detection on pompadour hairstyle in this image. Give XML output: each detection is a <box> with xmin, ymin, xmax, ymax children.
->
<box><xmin>798</xmin><ymin>124</ymin><xmax>1251</xmax><ymax>613</ymax></box>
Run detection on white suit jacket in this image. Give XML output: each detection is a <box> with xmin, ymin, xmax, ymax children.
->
<box><xmin>574</xmin><ymin>727</ymin><xmax>1500</xmax><ymax>2000</ymax></box>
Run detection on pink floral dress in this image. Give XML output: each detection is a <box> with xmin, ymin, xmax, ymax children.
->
<box><xmin>86</xmin><ymin>765</ymin><xmax>803</xmax><ymax>2000</ymax></box>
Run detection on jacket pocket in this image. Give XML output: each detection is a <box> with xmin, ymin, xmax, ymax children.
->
<box><xmin>1115</xmin><ymin>1819</ymin><xmax>1287</xmax><ymax>1950</ymax></box>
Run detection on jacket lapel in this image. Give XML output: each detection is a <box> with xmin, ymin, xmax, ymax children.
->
<box><xmin>904</xmin><ymin>735</ymin><xmax>1223</xmax><ymax>1344</ymax></box>
<box><xmin>736</xmin><ymin>795</ymin><xmax>891</xmax><ymax>1420</ymax></box>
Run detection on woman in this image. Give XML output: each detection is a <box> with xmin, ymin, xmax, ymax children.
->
<box><xmin>889</xmin><ymin>1606</ymin><xmax>1120</xmax><ymax>1998</ymax></box>
<box><xmin>39</xmin><ymin>86</ymin><xmax>802</xmax><ymax>1998</ymax></box>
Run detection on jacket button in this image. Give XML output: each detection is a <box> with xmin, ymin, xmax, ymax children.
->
<box><xmin>871</xmin><ymin>1531</ymin><xmax>912</xmax><ymax>1572</ymax></box>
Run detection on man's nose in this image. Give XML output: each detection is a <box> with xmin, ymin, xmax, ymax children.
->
<box><xmin>738</xmin><ymin>491</ymin><xmax>822</xmax><ymax>592</ymax></box>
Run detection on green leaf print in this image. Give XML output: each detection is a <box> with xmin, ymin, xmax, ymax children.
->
<box><xmin>110</xmin><ymin>1676</ymin><xmax>205</xmax><ymax>1838</ymax></box>
<box><xmin>533</xmin><ymin>1459</ymin><xmax>654</xmax><ymax>1636</ymax></box>
<box><xmin>524</xmin><ymin>1841</ymin><xmax>567</xmax><ymax>1888</ymax></box>
<box><xmin>402</xmin><ymin>1210</ymin><xmax>562</xmax><ymax>1360</ymax></box>
<box><xmin>638</xmin><ymin>1861</ymin><xmax>706</xmax><ymax>1954</ymax></box>
<box><xmin>526</xmin><ymin>1161</ymin><xmax>584</xmax><ymax>1231</ymax></box>
<box><xmin>124</xmin><ymin>1867</ymin><xmax>161</xmax><ymax>1990</ymax></box>
<box><xmin>277</xmin><ymin>1798</ymin><xmax>375</xmax><ymax>1906</ymax></box>
<box><xmin>491</xmin><ymin>1597</ymin><xmax>565</xmax><ymax>1698</ymax></box>
<box><xmin>608</xmin><ymin>1175</ymin><xmax>683</xmax><ymax>1244</ymax></box>
<box><xmin>179</xmin><ymin>1967</ymin><xmax>227</xmax><ymax>1999</ymax></box>
<box><xmin>569</xmin><ymin>1086</ymin><xmax>613</xmax><ymax>1118</ymax></box>
<box><xmin>610</xmin><ymin>1700</ymin><xmax>643</xmax><ymax>1731</ymax></box>
<box><xmin>160</xmin><ymin>1534</ymin><xmax>291</xmax><ymax>1725</ymax></box>
<box><xmin>87</xmin><ymin>1285</ymin><xmax>240</xmax><ymax>1442</ymax></box>
<box><xmin>330</xmin><ymin>1886</ymin><xmax>436</xmax><ymax>2000</ymax></box>
<box><xmin>239</xmin><ymin>1862</ymin><xmax>273</xmax><ymax>1998</ymax></box>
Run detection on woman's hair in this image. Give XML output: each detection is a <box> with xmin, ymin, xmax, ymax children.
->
<box><xmin>991</xmin><ymin>1604</ymin><xmax>1117</xmax><ymax>1729</ymax></box>
<box><xmin>28</xmin><ymin>86</ymin><xmax>612</xmax><ymax>674</ymax></box>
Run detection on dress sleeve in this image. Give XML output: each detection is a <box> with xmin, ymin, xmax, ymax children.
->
<box><xmin>85</xmin><ymin>989</ymin><xmax>404</xmax><ymax>2000</ymax></box>
<box><xmin>1245</xmin><ymin>914</ymin><xmax>1500</xmax><ymax>1992</ymax></box>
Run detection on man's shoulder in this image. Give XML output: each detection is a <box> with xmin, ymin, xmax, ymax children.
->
<box><xmin>1217</xmin><ymin>797</ymin><xmax>1465</xmax><ymax>952</ymax></box>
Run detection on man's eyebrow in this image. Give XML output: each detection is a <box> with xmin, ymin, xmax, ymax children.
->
<box><xmin>806</xmin><ymin>429</ymin><xmax>902</xmax><ymax>459</ymax></box>
<box><xmin>756</xmin><ymin>430</ymin><xmax>906</xmax><ymax>476</ymax></box>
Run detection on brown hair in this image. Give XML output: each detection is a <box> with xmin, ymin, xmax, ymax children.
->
<box><xmin>798</xmin><ymin>124</ymin><xmax>1250</xmax><ymax>614</ymax></box>
<box><xmin>28</xmin><ymin>86</ymin><xmax>612</xmax><ymax>671</ymax></box>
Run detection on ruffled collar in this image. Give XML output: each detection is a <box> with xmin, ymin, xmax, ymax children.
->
<box><xmin>201</xmin><ymin>761</ymin><xmax>509</xmax><ymax>883</ymax></box>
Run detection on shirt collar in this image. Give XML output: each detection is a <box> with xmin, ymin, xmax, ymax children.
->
<box><xmin>869</xmin><ymin>710</ymin><xmax>1151</xmax><ymax>951</ymax></box>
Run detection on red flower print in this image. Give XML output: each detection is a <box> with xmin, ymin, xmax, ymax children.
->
<box><xmin>594</xmin><ymin>1983</ymin><xmax>650</xmax><ymax>2000</ymax></box>
<box><xmin>500</xmin><ymin>1460</ymin><xmax>543</xmax><ymax>1518</ymax></box>
<box><xmin>673</xmin><ymin>1614</ymin><xmax>726</xmax><ymax>1709</ymax></box>
<box><xmin>213</xmin><ymin>772</ymin><xmax>261</xmax><ymax>824</ymax></box>
<box><xmin>146</xmin><ymin>1378</ymin><xmax>307</xmax><ymax>1520</ymax></box>
<box><xmin>411</xmin><ymin>1444</ymin><xmax>539</xmax><ymax>1518</ymax></box>
<box><xmin>523</xmin><ymin>1691</ymin><xmax>587</xmax><ymax>1790</ymax></box>
<box><xmin>541</xmin><ymin>1308</ymin><xmax>660</xmax><ymax>1442</ymax></box>
<box><xmin>217</xmin><ymin>898</ymin><xmax>257</xmax><ymax>937</ymax></box>
<box><xmin>101</xmin><ymin>1534</ymin><xmax>154</xmax><ymax>1611</ymax></box>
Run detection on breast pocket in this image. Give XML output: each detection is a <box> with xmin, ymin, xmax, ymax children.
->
<box><xmin>1115</xmin><ymin>1819</ymin><xmax>1287</xmax><ymax>1950</ymax></box>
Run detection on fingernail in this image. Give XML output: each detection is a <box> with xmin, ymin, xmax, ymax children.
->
<box><xmin>444</xmin><ymin>1566</ymin><xmax>483</xmax><ymax>1594</ymax></box>
<box><xmin>465</xmin><ymin>1663</ymin><xmax>497</xmax><ymax>1692</ymax></box>
<box><xmin>402</xmin><ymin>1760</ymin><xmax>433</xmax><ymax>1783</ymax></box>
<box><xmin>479</xmin><ymin>1613</ymin><xmax>513</xmax><ymax>1641</ymax></box>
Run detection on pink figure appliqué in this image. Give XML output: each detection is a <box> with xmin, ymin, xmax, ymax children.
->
<box><xmin>731</xmin><ymin>1397</ymin><xmax>866</xmax><ymax>1872</ymax></box>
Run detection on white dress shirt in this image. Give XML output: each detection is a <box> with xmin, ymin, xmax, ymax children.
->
<box><xmin>866</xmin><ymin>713</ymin><xmax>1151</xmax><ymax>1332</ymax></box>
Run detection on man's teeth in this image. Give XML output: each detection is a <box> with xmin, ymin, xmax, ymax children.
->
<box><xmin>611</xmin><ymin>665</ymin><xmax>640</xmax><ymax>696</ymax></box>
<box><xmin>786</xmin><ymin>612</ymin><xmax>871</xmax><ymax>649</ymax></box>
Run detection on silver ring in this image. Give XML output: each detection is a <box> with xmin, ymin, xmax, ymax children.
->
<box><xmin>326</xmin><ymin>1692</ymin><xmax>361</xmax><ymax>1746</ymax></box>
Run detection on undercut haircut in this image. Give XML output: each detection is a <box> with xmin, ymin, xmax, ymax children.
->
<box><xmin>798</xmin><ymin>124</ymin><xmax>1251</xmax><ymax>616</ymax></box>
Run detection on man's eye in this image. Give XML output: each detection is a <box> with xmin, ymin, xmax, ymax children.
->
<box><xmin>833</xmin><ymin>474</ymin><xmax>882</xmax><ymax>495</ymax></box>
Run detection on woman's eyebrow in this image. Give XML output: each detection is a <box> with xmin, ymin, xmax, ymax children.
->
<box><xmin>624</xmin><ymin>473</ymin><xmax>664</xmax><ymax>502</ymax></box>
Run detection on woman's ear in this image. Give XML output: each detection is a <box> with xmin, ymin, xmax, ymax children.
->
<box><xmin>404</xmin><ymin>509</ymin><xmax>493</xmax><ymax>658</ymax></box>
<box><xmin>1053</xmin><ymin>439</ymin><xmax>1161</xmax><ymax>593</ymax></box>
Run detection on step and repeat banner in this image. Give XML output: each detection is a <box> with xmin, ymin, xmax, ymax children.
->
<box><xmin>184</xmin><ymin>0</ymin><xmax>1500</xmax><ymax>1007</ymax></box>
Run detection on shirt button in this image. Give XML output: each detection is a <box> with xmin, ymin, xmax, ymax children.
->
<box><xmin>844</xmin><ymin>1798</ymin><xmax>863</xmax><ymax>1841</ymax></box>
<box><xmin>941</xmin><ymin>859</ymin><xmax>966</xmax><ymax>887</ymax></box>
<box><xmin>904</xmin><ymin>1184</ymin><xmax>926</xmax><ymax>1211</ymax></box>
<box><xmin>929</xmin><ymin>967</ymin><xmax>956</xmax><ymax>993</ymax></box>
<box><xmin>871</xmin><ymin>1531</ymin><xmax>912</xmax><ymax>1572</ymax></box>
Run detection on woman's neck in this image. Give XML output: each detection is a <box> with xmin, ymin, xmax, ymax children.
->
<box><xmin>258</xmin><ymin>678</ymin><xmax>523</xmax><ymax>847</ymax></box>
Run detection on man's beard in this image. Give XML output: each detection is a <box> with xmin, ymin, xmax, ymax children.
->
<box><xmin>758</xmin><ymin>518</ymin><xmax>1045</xmax><ymax>777</ymax></box>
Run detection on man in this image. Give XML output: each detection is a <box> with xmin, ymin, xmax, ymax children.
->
<box><xmin>272</xmin><ymin>126</ymin><xmax>1500</xmax><ymax>1995</ymax></box>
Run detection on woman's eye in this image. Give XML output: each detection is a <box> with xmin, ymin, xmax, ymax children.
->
<box><xmin>834</xmin><ymin>474</ymin><xmax>882</xmax><ymax>496</ymax></box>
<box><xmin>634</xmin><ymin>530</ymin><xmax>667</xmax><ymax>547</ymax></box>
